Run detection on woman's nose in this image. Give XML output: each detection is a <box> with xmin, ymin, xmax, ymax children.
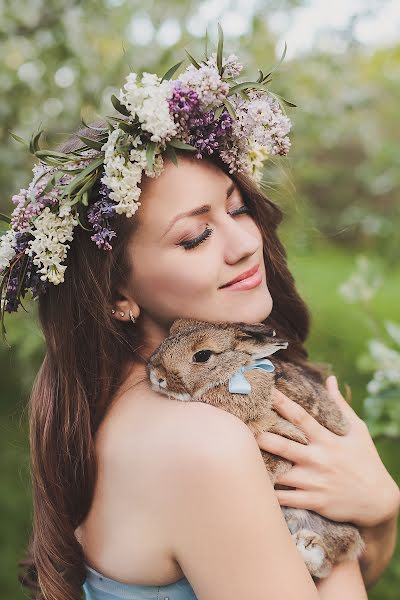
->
<box><xmin>222</xmin><ymin>217</ymin><xmax>260</xmax><ymax>262</ymax></box>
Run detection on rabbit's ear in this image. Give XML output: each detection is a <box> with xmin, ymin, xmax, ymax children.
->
<box><xmin>234</xmin><ymin>322</ymin><xmax>288</xmax><ymax>357</ymax></box>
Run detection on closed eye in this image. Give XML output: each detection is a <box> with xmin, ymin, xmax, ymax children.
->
<box><xmin>178</xmin><ymin>204</ymin><xmax>252</xmax><ymax>250</ymax></box>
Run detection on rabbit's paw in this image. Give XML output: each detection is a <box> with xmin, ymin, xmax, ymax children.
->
<box><xmin>292</xmin><ymin>529</ymin><xmax>332</xmax><ymax>578</ymax></box>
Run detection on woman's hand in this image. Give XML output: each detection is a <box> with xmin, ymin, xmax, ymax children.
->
<box><xmin>255</xmin><ymin>375</ymin><xmax>400</xmax><ymax>528</ymax></box>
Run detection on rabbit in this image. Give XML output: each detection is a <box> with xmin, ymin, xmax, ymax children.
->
<box><xmin>146</xmin><ymin>317</ymin><xmax>365</xmax><ymax>579</ymax></box>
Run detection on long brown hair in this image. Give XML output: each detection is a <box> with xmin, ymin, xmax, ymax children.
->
<box><xmin>18</xmin><ymin>121</ymin><xmax>329</xmax><ymax>599</ymax></box>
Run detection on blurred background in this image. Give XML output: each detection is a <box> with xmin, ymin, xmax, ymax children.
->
<box><xmin>0</xmin><ymin>0</ymin><xmax>399</xmax><ymax>597</ymax></box>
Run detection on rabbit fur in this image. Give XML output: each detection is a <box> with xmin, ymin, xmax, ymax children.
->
<box><xmin>147</xmin><ymin>318</ymin><xmax>365</xmax><ymax>579</ymax></box>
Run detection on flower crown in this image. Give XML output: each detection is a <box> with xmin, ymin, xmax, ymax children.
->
<box><xmin>0</xmin><ymin>24</ymin><xmax>295</xmax><ymax>332</ymax></box>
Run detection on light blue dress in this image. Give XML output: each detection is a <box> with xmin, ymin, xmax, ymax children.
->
<box><xmin>82</xmin><ymin>563</ymin><xmax>198</xmax><ymax>600</ymax></box>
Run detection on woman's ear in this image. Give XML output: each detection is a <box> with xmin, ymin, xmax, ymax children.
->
<box><xmin>111</xmin><ymin>287</ymin><xmax>140</xmax><ymax>322</ymax></box>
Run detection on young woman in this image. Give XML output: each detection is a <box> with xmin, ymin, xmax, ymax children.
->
<box><xmin>2</xmin><ymin>38</ymin><xmax>397</xmax><ymax>598</ymax></box>
<box><xmin>10</xmin><ymin>124</ymin><xmax>397</xmax><ymax>600</ymax></box>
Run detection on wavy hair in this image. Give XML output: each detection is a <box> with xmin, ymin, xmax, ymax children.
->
<box><xmin>17</xmin><ymin>120</ymin><xmax>330</xmax><ymax>599</ymax></box>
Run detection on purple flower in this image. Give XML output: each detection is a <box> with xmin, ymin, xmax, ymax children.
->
<box><xmin>2</xmin><ymin>251</ymin><xmax>48</xmax><ymax>313</ymax></box>
<box><xmin>87</xmin><ymin>183</ymin><xmax>117</xmax><ymax>251</ymax></box>
<box><xmin>187</xmin><ymin>109</ymin><xmax>234</xmax><ymax>159</ymax></box>
<box><xmin>91</xmin><ymin>228</ymin><xmax>117</xmax><ymax>250</ymax></box>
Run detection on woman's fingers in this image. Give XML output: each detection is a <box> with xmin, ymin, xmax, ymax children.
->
<box><xmin>325</xmin><ymin>375</ymin><xmax>362</xmax><ymax>425</ymax></box>
<box><xmin>274</xmin><ymin>488</ymin><xmax>321</xmax><ymax>511</ymax></box>
<box><xmin>272</xmin><ymin>388</ymin><xmax>326</xmax><ymax>441</ymax></box>
<box><xmin>274</xmin><ymin>466</ymin><xmax>311</xmax><ymax>490</ymax></box>
<box><xmin>256</xmin><ymin>430</ymin><xmax>308</xmax><ymax>464</ymax></box>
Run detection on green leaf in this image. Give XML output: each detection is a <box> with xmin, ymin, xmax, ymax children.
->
<box><xmin>75</xmin><ymin>211</ymin><xmax>92</xmax><ymax>231</ymax></box>
<box><xmin>42</xmin><ymin>170</ymin><xmax>64</xmax><ymax>195</ymax></box>
<box><xmin>184</xmin><ymin>49</ymin><xmax>201</xmax><ymax>70</ymax></box>
<box><xmin>279</xmin><ymin>96</ymin><xmax>297</xmax><ymax>108</ymax></box>
<box><xmin>81</xmin><ymin>191</ymin><xmax>89</xmax><ymax>206</ymax></box>
<box><xmin>29</xmin><ymin>129</ymin><xmax>44</xmax><ymax>155</ymax></box>
<box><xmin>263</xmin><ymin>41</ymin><xmax>287</xmax><ymax>80</ymax></box>
<box><xmin>238</xmin><ymin>89</ymin><xmax>250</xmax><ymax>101</ymax></box>
<box><xmin>9</xmin><ymin>131</ymin><xmax>29</xmax><ymax>147</ymax></box>
<box><xmin>60</xmin><ymin>156</ymin><xmax>104</xmax><ymax>198</ymax></box>
<box><xmin>223</xmin><ymin>98</ymin><xmax>236</xmax><ymax>120</ymax></box>
<box><xmin>80</xmin><ymin>117</ymin><xmax>108</xmax><ymax>132</ymax></box>
<box><xmin>256</xmin><ymin>70</ymin><xmax>264</xmax><ymax>84</ymax></box>
<box><xmin>118</xmin><ymin>121</ymin><xmax>141</xmax><ymax>136</ymax></box>
<box><xmin>213</xmin><ymin>105</ymin><xmax>225</xmax><ymax>121</ymax></box>
<box><xmin>217</xmin><ymin>22</ymin><xmax>224</xmax><ymax>75</ymax></box>
<box><xmin>227</xmin><ymin>81</ymin><xmax>271</xmax><ymax>97</ymax></box>
<box><xmin>0</xmin><ymin>213</ymin><xmax>11</xmax><ymax>224</ymax></box>
<box><xmin>146</xmin><ymin>141</ymin><xmax>157</xmax><ymax>172</ymax></box>
<box><xmin>161</xmin><ymin>60</ymin><xmax>185</xmax><ymax>82</ymax></box>
<box><xmin>111</xmin><ymin>94</ymin><xmax>131</xmax><ymax>117</ymax></box>
<box><xmin>34</xmin><ymin>149</ymin><xmax>80</xmax><ymax>161</ymax></box>
<box><xmin>77</xmin><ymin>135</ymin><xmax>106</xmax><ymax>151</ymax></box>
<box><xmin>165</xmin><ymin>144</ymin><xmax>178</xmax><ymax>166</ymax></box>
<box><xmin>168</xmin><ymin>139</ymin><xmax>197</xmax><ymax>151</ymax></box>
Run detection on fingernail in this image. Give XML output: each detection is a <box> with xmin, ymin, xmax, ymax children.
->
<box><xmin>327</xmin><ymin>375</ymin><xmax>338</xmax><ymax>390</ymax></box>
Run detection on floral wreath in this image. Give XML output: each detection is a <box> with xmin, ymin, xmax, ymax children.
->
<box><xmin>0</xmin><ymin>23</ymin><xmax>295</xmax><ymax>337</ymax></box>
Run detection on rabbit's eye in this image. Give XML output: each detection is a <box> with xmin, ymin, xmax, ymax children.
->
<box><xmin>192</xmin><ymin>349</ymin><xmax>213</xmax><ymax>363</ymax></box>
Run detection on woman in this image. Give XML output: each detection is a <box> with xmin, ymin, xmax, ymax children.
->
<box><xmin>13</xmin><ymin>129</ymin><xmax>398</xmax><ymax>600</ymax></box>
<box><xmin>2</xmin><ymin>44</ymin><xmax>397</xmax><ymax>599</ymax></box>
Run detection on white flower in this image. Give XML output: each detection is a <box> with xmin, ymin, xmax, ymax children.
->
<box><xmin>118</xmin><ymin>71</ymin><xmax>178</xmax><ymax>143</ymax></box>
<box><xmin>26</xmin><ymin>207</ymin><xmax>78</xmax><ymax>284</ymax></box>
<box><xmin>176</xmin><ymin>60</ymin><xmax>230</xmax><ymax>109</ymax></box>
<box><xmin>0</xmin><ymin>229</ymin><xmax>17</xmax><ymax>271</ymax></box>
<box><xmin>101</xmin><ymin>128</ymin><xmax>165</xmax><ymax>217</ymax></box>
<box><xmin>338</xmin><ymin>255</ymin><xmax>383</xmax><ymax>303</ymax></box>
<box><xmin>206</xmin><ymin>52</ymin><xmax>243</xmax><ymax>78</ymax></box>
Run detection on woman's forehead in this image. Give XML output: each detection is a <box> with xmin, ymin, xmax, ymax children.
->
<box><xmin>137</xmin><ymin>156</ymin><xmax>233</xmax><ymax>229</ymax></box>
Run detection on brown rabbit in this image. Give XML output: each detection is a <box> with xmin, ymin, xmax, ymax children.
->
<box><xmin>147</xmin><ymin>318</ymin><xmax>365</xmax><ymax>579</ymax></box>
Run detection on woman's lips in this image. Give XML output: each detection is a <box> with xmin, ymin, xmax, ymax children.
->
<box><xmin>220</xmin><ymin>266</ymin><xmax>262</xmax><ymax>291</ymax></box>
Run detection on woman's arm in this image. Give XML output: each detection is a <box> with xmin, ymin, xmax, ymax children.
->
<box><xmin>358</xmin><ymin>507</ymin><xmax>399</xmax><ymax>589</ymax></box>
<box><xmin>315</xmin><ymin>560</ymin><xmax>368</xmax><ymax>599</ymax></box>
<box><xmin>256</xmin><ymin>375</ymin><xmax>400</xmax><ymax>589</ymax></box>
<box><xmin>162</xmin><ymin>402</ymin><xmax>320</xmax><ymax>600</ymax></box>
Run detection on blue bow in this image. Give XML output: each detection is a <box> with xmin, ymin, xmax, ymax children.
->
<box><xmin>228</xmin><ymin>357</ymin><xmax>275</xmax><ymax>394</ymax></box>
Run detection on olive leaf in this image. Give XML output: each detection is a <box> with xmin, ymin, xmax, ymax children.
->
<box><xmin>165</xmin><ymin>144</ymin><xmax>178</xmax><ymax>166</ymax></box>
<box><xmin>263</xmin><ymin>41</ymin><xmax>287</xmax><ymax>80</ymax></box>
<box><xmin>184</xmin><ymin>49</ymin><xmax>201</xmax><ymax>70</ymax></box>
<box><xmin>217</xmin><ymin>22</ymin><xmax>224</xmax><ymax>75</ymax></box>
<box><xmin>161</xmin><ymin>60</ymin><xmax>185</xmax><ymax>82</ymax></box>
<box><xmin>146</xmin><ymin>141</ymin><xmax>157</xmax><ymax>172</ymax></box>
<box><xmin>223</xmin><ymin>98</ymin><xmax>236</xmax><ymax>120</ymax></box>
<box><xmin>168</xmin><ymin>139</ymin><xmax>197</xmax><ymax>151</ymax></box>
<box><xmin>213</xmin><ymin>105</ymin><xmax>225</xmax><ymax>122</ymax></box>
<box><xmin>0</xmin><ymin>213</ymin><xmax>11</xmax><ymax>224</ymax></box>
<box><xmin>77</xmin><ymin>135</ymin><xmax>106</xmax><ymax>151</ymax></box>
<box><xmin>9</xmin><ymin>131</ymin><xmax>29</xmax><ymax>147</ymax></box>
<box><xmin>111</xmin><ymin>94</ymin><xmax>131</xmax><ymax>117</ymax></box>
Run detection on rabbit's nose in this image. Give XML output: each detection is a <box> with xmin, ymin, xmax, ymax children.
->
<box><xmin>149</xmin><ymin>369</ymin><xmax>167</xmax><ymax>389</ymax></box>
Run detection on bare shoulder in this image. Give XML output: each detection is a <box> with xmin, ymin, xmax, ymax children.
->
<box><xmin>99</xmin><ymin>380</ymin><xmax>253</xmax><ymax>462</ymax></box>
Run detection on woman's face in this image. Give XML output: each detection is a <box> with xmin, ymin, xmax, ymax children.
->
<box><xmin>115</xmin><ymin>155</ymin><xmax>273</xmax><ymax>356</ymax></box>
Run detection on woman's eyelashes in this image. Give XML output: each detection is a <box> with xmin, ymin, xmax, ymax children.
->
<box><xmin>178</xmin><ymin>205</ymin><xmax>251</xmax><ymax>250</ymax></box>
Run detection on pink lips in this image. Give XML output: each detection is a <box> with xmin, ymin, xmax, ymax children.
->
<box><xmin>220</xmin><ymin>264</ymin><xmax>262</xmax><ymax>291</ymax></box>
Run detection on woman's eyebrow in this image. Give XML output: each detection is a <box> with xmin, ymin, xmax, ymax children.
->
<box><xmin>160</xmin><ymin>180</ymin><xmax>237</xmax><ymax>239</ymax></box>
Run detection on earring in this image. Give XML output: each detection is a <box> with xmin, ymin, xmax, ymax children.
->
<box><xmin>111</xmin><ymin>308</ymin><xmax>116</xmax><ymax>314</ymax></box>
<box><xmin>119</xmin><ymin>311</ymin><xmax>125</xmax><ymax>317</ymax></box>
<box><xmin>129</xmin><ymin>309</ymin><xmax>136</xmax><ymax>324</ymax></box>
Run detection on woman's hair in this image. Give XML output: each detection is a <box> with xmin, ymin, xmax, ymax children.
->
<box><xmin>18</xmin><ymin>120</ymin><xmax>330</xmax><ymax>599</ymax></box>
